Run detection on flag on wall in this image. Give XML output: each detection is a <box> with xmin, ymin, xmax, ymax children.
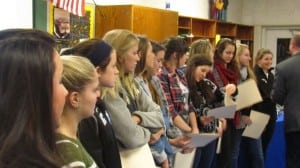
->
<box><xmin>50</xmin><ymin>0</ymin><xmax>86</xmax><ymax>16</ymax></box>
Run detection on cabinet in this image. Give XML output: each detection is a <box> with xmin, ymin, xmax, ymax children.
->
<box><xmin>178</xmin><ymin>16</ymin><xmax>254</xmax><ymax>52</ymax></box>
<box><xmin>95</xmin><ymin>5</ymin><xmax>178</xmax><ymax>42</ymax></box>
<box><xmin>178</xmin><ymin>17</ymin><xmax>216</xmax><ymax>45</ymax></box>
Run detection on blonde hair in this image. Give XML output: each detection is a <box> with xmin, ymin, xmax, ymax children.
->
<box><xmin>236</xmin><ymin>44</ymin><xmax>256</xmax><ymax>81</ymax></box>
<box><xmin>103</xmin><ymin>29</ymin><xmax>140</xmax><ymax>98</ymax></box>
<box><xmin>189</xmin><ymin>39</ymin><xmax>212</xmax><ymax>61</ymax></box>
<box><xmin>255</xmin><ymin>48</ymin><xmax>273</xmax><ymax>64</ymax></box>
<box><xmin>61</xmin><ymin>56</ymin><xmax>96</xmax><ymax>93</ymax></box>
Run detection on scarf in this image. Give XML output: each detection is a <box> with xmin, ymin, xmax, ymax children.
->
<box><xmin>214</xmin><ymin>59</ymin><xmax>239</xmax><ymax>87</ymax></box>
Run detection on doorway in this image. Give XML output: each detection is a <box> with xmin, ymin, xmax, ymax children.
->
<box><xmin>261</xmin><ymin>26</ymin><xmax>300</xmax><ymax>67</ymax></box>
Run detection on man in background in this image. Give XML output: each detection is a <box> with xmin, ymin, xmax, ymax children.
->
<box><xmin>272</xmin><ymin>33</ymin><xmax>300</xmax><ymax>168</ymax></box>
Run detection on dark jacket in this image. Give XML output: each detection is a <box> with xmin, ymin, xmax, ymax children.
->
<box><xmin>78</xmin><ymin>99</ymin><xmax>122</xmax><ymax>168</ymax></box>
<box><xmin>253</xmin><ymin>65</ymin><xmax>277</xmax><ymax>121</ymax></box>
<box><xmin>272</xmin><ymin>53</ymin><xmax>300</xmax><ymax>132</ymax></box>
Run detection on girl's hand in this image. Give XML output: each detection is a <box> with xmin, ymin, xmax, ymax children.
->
<box><xmin>241</xmin><ymin>115</ymin><xmax>252</xmax><ymax>125</ymax></box>
<box><xmin>149</xmin><ymin>128</ymin><xmax>164</xmax><ymax>144</ymax></box>
<box><xmin>200</xmin><ymin>116</ymin><xmax>214</xmax><ymax>126</ymax></box>
<box><xmin>225</xmin><ymin>84</ymin><xmax>236</xmax><ymax>96</ymax></box>
<box><xmin>219</xmin><ymin>118</ymin><xmax>227</xmax><ymax>130</ymax></box>
<box><xmin>191</xmin><ymin>127</ymin><xmax>199</xmax><ymax>134</ymax></box>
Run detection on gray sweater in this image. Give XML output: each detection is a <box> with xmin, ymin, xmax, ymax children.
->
<box><xmin>104</xmin><ymin>83</ymin><xmax>164</xmax><ymax>149</ymax></box>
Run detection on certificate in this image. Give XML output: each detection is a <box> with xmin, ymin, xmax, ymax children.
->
<box><xmin>236</xmin><ymin>79</ymin><xmax>262</xmax><ymax>110</ymax></box>
<box><xmin>242</xmin><ymin>110</ymin><xmax>270</xmax><ymax>139</ymax></box>
<box><xmin>207</xmin><ymin>105</ymin><xmax>237</xmax><ymax>119</ymax></box>
<box><xmin>186</xmin><ymin>133</ymin><xmax>219</xmax><ymax>148</ymax></box>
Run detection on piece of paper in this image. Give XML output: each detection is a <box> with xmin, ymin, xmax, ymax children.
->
<box><xmin>119</xmin><ymin>144</ymin><xmax>156</xmax><ymax>168</ymax></box>
<box><xmin>186</xmin><ymin>133</ymin><xmax>219</xmax><ymax>148</ymax></box>
<box><xmin>216</xmin><ymin>120</ymin><xmax>222</xmax><ymax>154</ymax></box>
<box><xmin>242</xmin><ymin>110</ymin><xmax>270</xmax><ymax>139</ymax></box>
<box><xmin>207</xmin><ymin>105</ymin><xmax>237</xmax><ymax>119</ymax></box>
<box><xmin>173</xmin><ymin>150</ymin><xmax>195</xmax><ymax>168</ymax></box>
<box><xmin>236</xmin><ymin>79</ymin><xmax>263</xmax><ymax>110</ymax></box>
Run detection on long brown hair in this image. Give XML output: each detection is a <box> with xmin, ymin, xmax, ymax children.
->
<box><xmin>185</xmin><ymin>55</ymin><xmax>215</xmax><ymax>107</ymax></box>
<box><xmin>0</xmin><ymin>31</ymin><xmax>61</xmax><ymax>167</ymax></box>
<box><xmin>214</xmin><ymin>38</ymin><xmax>238</xmax><ymax>71</ymax></box>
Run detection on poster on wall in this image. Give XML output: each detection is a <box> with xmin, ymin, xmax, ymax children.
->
<box><xmin>48</xmin><ymin>3</ymin><xmax>95</xmax><ymax>52</ymax></box>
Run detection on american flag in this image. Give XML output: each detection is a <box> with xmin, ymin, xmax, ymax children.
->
<box><xmin>50</xmin><ymin>0</ymin><xmax>86</xmax><ymax>16</ymax></box>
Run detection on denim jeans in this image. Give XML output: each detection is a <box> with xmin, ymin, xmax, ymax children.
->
<box><xmin>193</xmin><ymin>139</ymin><xmax>217</xmax><ymax>168</ymax></box>
<box><xmin>231</xmin><ymin>129</ymin><xmax>243</xmax><ymax>168</ymax></box>
<box><xmin>238</xmin><ymin>136</ymin><xmax>264</xmax><ymax>168</ymax></box>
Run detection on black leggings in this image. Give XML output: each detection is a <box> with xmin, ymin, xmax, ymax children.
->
<box><xmin>262</xmin><ymin>117</ymin><xmax>276</xmax><ymax>158</ymax></box>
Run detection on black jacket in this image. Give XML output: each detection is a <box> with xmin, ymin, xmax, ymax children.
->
<box><xmin>252</xmin><ymin>65</ymin><xmax>277</xmax><ymax>120</ymax></box>
<box><xmin>78</xmin><ymin>99</ymin><xmax>122</xmax><ymax>168</ymax></box>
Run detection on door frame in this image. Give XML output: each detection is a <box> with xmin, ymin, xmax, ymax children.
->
<box><xmin>261</xmin><ymin>25</ymin><xmax>300</xmax><ymax>66</ymax></box>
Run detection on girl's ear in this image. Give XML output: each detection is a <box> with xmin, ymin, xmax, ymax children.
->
<box><xmin>172</xmin><ymin>52</ymin><xmax>178</xmax><ymax>59</ymax></box>
<box><xmin>95</xmin><ymin>66</ymin><xmax>102</xmax><ymax>78</ymax></box>
<box><xmin>68</xmin><ymin>91</ymin><xmax>80</xmax><ymax>108</ymax></box>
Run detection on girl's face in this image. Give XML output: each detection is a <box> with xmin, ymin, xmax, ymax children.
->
<box><xmin>98</xmin><ymin>50</ymin><xmax>119</xmax><ymax>88</ymax></box>
<box><xmin>78</xmin><ymin>70</ymin><xmax>100</xmax><ymax>118</ymax></box>
<box><xmin>239</xmin><ymin>48</ymin><xmax>251</xmax><ymax>66</ymax></box>
<box><xmin>179</xmin><ymin>52</ymin><xmax>188</xmax><ymax>67</ymax></box>
<box><xmin>258</xmin><ymin>53</ymin><xmax>273</xmax><ymax>71</ymax></box>
<box><xmin>194</xmin><ymin>65</ymin><xmax>211</xmax><ymax>82</ymax></box>
<box><xmin>123</xmin><ymin>44</ymin><xmax>139</xmax><ymax>73</ymax></box>
<box><xmin>221</xmin><ymin>44</ymin><xmax>235</xmax><ymax>63</ymax></box>
<box><xmin>52</xmin><ymin>51</ymin><xmax>68</xmax><ymax>125</ymax></box>
<box><xmin>145</xmin><ymin>42</ymin><xmax>155</xmax><ymax>70</ymax></box>
<box><xmin>152</xmin><ymin>50</ymin><xmax>165</xmax><ymax>75</ymax></box>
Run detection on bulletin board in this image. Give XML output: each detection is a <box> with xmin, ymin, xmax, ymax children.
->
<box><xmin>48</xmin><ymin>3</ymin><xmax>95</xmax><ymax>51</ymax></box>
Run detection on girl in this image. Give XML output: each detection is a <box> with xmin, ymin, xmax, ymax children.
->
<box><xmin>56</xmin><ymin>56</ymin><xmax>99</xmax><ymax>168</ymax></box>
<box><xmin>103</xmin><ymin>29</ymin><xmax>164</xmax><ymax>167</ymax></box>
<box><xmin>252</xmin><ymin>48</ymin><xmax>276</xmax><ymax>158</ymax></box>
<box><xmin>61</xmin><ymin>39</ymin><xmax>122</xmax><ymax>168</ymax></box>
<box><xmin>0</xmin><ymin>30</ymin><xmax>68</xmax><ymax>168</ymax></box>
<box><xmin>135</xmin><ymin>36</ymin><xmax>172</xmax><ymax>168</ymax></box>
<box><xmin>157</xmin><ymin>37</ymin><xmax>198</xmax><ymax>149</ymax></box>
<box><xmin>234</xmin><ymin>44</ymin><xmax>264</xmax><ymax>168</ymax></box>
<box><xmin>190</xmin><ymin>38</ymin><xmax>214</xmax><ymax>62</ymax></box>
<box><xmin>150</xmin><ymin>40</ymin><xmax>192</xmax><ymax>157</ymax></box>
<box><xmin>206</xmin><ymin>38</ymin><xmax>239</xmax><ymax>168</ymax></box>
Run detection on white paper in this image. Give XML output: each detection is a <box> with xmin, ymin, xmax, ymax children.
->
<box><xmin>242</xmin><ymin>110</ymin><xmax>270</xmax><ymax>139</ymax></box>
<box><xmin>186</xmin><ymin>133</ymin><xmax>219</xmax><ymax>148</ymax></box>
<box><xmin>207</xmin><ymin>105</ymin><xmax>237</xmax><ymax>119</ymax></box>
<box><xmin>173</xmin><ymin>150</ymin><xmax>195</xmax><ymax>168</ymax></box>
<box><xmin>216</xmin><ymin>136</ymin><xmax>222</xmax><ymax>154</ymax></box>
<box><xmin>236</xmin><ymin>79</ymin><xmax>263</xmax><ymax>110</ymax></box>
<box><xmin>119</xmin><ymin>144</ymin><xmax>156</xmax><ymax>168</ymax></box>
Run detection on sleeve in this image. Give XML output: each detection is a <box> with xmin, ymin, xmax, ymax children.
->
<box><xmin>78</xmin><ymin>117</ymin><xmax>106</xmax><ymax>168</ymax></box>
<box><xmin>133</xmin><ymin>88</ymin><xmax>165</xmax><ymax>129</ymax></box>
<box><xmin>56</xmin><ymin>141</ymin><xmax>92</xmax><ymax>168</ymax></box>
<box><xmin>157</xmin><ymin>73</ymin><xmax>179</xmax><ymax>119</ymax></box>
<box><xmin>104</xmin><ymin>93</ymin><xmax>151</xmax><ymax>149</ymax></box>
<box><xmin>255</xmin><ymin>73</ymin><xmax>270</xmax><ymax>99</ymax></box>
<box><xmin>272</xmin><ymin>65</ymin><xmax>286</xmax><ymax>105</ymax></box>
<box><xmin>205</xmin><ymin>79</ymin><xmax>224</xmax><ymax>102</ymax></box>
<box><xmin>240</xmin><ymin>107</ymin><xmax>251</xmax><ymax>116</ymax></box>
